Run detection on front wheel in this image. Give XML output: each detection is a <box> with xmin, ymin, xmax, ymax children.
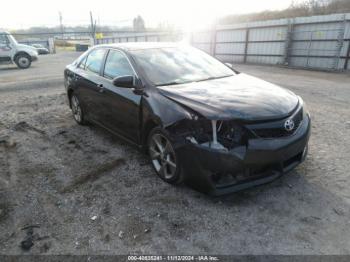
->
<box><xmin>147</xmin><ymin>128</ymin><xmax>183</xmax><ymax>184</ymax></box>
<box><xmin>15</xmin><ymin>54</ymin><xmax>32</xmax><ymax>69</ymax></box>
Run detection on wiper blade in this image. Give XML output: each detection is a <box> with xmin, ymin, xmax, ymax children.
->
<box><xmin>156</xmin><ymin>80</ymin><xmax>193</xmax><ymax>86</ymax></box>
<box><xmin>156</xmin><ymin>82</ymin><xmax>182</xmax><ymax>86</ymax></box>
<box><xmin>196</xmin><ymin>75</ymin><xmax>232</xmax><ymax>82</ymax></box>
<box><xmin>156</xmin><ymin>75</ymin><xmax>232</xmax><ymax>86</ymax></box>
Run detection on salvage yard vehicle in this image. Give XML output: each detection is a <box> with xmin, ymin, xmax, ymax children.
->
<box><xmin>31</xmin><ymin>43</ymin><xmax>50</xmax><ymax>55</ymax></box>
<box><xmin>64</xmin><ymin>43</ymin><xmax>311</xmax><ymax>195</ymax></box>
<box><xmin>0</xmin><ymin>31</ymin><xmax>38</xmax><ymax>69</ymax></box>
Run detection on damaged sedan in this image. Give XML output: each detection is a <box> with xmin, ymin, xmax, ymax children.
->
<box><xmin>64</xmin><ymin>43</ymin><xmax>311</xmax><ymax>195</ymax></box>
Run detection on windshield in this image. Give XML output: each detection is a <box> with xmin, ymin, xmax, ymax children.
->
<box><xmin>130</xmin><ymin>46</ymin><xmax>234</xmax><ymax>86</ymax></box>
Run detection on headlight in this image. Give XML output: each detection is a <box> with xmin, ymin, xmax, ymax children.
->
<box><xmin>298</xmin><ymin>96</ymin><xmax>310</xmax><ymax>118</ymax></box>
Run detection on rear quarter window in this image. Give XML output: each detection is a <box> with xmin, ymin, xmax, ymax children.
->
<box><xmin>78</xmin><ymin>56</ymin><xmax>87</xmax><ymax>69</ymax></box>
<box><xmin>84</xmin><ymin>49</ymin><xmax>106</xmax><ymax>74</ymax></box>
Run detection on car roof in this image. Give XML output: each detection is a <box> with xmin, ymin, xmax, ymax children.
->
<box><xmin>97</xmin><ymin>42</ymin><xmax>184</xmax><ymax>51</ymax></box>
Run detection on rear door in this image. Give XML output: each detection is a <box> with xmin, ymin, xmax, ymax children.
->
<box><xmin>74</xmin><ymin>48</ymin><xmax>107</xmax><ymax>120</ymax></box>
<box><xmin>97</xmin><ymin>49</ymin><xmax>142</xmax><ymax>142</ymax></box>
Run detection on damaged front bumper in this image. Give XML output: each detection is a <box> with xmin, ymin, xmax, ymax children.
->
<box><xmin>177</xmin><ymin>114</ymin><xmax>311</xmax><ymax>196</ymax></box>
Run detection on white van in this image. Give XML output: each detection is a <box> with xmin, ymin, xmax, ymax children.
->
<box><xmin>0</xmin><ymin>31</ymin><xmax>39</xmax><ymax>69</ymax></box>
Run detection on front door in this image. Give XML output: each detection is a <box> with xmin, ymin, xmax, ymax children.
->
<box><xmin>97</xmin><ymin>49</ymin><xmax>142</xmax><ymax>142</ymax></box>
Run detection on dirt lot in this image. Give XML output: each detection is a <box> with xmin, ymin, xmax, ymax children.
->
<box><xmin>0</xmin><ymin>52</ymin><xmax>350</xmax><ymax>255</ymax></box>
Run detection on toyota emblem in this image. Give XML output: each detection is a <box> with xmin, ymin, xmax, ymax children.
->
<box><xmin>284</xmin><ymin>119</ymin><xmax>295</xmax><ymax>132</ymax></box>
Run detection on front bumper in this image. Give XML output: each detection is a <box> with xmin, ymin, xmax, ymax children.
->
<box><xmin>178</xmin><ymin>114</ymin><xmax>311</xmax><ymax>195</ymax></box>
<box><xmin>31</xmin><ymin>55</ymin><xmax>38</xmax><ymax>62</ymax></box>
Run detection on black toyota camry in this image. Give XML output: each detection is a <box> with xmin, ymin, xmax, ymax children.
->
<box><xmin>64</xmin><ymin>43</ymin><xmax>311</xmax><ymax>195</ymax></box>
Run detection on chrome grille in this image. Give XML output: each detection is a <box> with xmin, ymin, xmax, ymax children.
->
<box><xmin>251</xmin><ymin>109</ymin><xmax>303</xmax><ymax>139</ymax></box>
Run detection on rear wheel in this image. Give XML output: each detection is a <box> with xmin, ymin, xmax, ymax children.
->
<box><xmin>70</xmin><ymin>93</ymin><xmax>86</xmax><ymax>125</ymax></box>
<box><xmin>147</xmin><ymin>128</ymin><xmax>183</xmax><ymax>184</ymax></box>
<box><xmin>15</xmin><ymin>54</ymin><xmax>31</xmax><ymax>69</ymax></box>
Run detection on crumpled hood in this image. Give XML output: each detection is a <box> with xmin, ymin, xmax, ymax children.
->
<box><xmin>158</xmin><ymin>73</ymin><xmax>299</xmax><ymax>121</ymax></box>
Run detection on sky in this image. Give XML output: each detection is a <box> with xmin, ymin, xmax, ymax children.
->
<box><xmin>1</xmin><ymin>0</ymin><xmax>295</xmax><ymax>30</ymax></box>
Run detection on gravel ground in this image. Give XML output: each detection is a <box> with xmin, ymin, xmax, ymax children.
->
<box><xmin>0</xmin><ymin>52</ymin><xmax>350</xmax><ymax>255</ymax></box>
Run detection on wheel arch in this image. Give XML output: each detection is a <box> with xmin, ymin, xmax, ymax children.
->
<box><xmin>142</xmin><ymin>119</ymin><xmax>160</xmax><ymax>147</ymax></box>
<box><xmin>67</xmin><ymin>88</ymin><xmax>74</xmax><ymax>108</ymax></box>
<box><xmin>14</xmin><ymin>51</ymin><xmax>31</xmax><ymax>61</ymax></box>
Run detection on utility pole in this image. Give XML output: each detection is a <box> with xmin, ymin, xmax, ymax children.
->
<box><xmin>59</xmin><ymin>11</ymin><xmax>64</xmax><ymax>38</ymax></box>
<box><xmin>90</xmin><ymin>11</ymin><xmax>96</xmax><ymax>44</ymax></box>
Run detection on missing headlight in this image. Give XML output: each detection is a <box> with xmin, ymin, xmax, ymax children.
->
<box><xmin>168</xmin><ymin>119</ymin><xmax>248</xmax><ymax>150</ymax></box>
<box><xmin>216</xmin><ymin>121</ymin><xmax>246</xmax><ymax>149</ymax></box>
<box><xmin>186</xmin><ymin>120</ymin><xmax>247</xmax><ymax>150</ymax></box>
<box><xmin>200</xmin><ymin>120</ymin><xmax>227</xmax><ymax>150</ymax></box>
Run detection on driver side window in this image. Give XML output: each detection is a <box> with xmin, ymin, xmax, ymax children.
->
<box><xmin>103</xmin><ymin>50</ymin><xmax>134</xmax><ymax>79</ymax></box>
<box><xmin>0</xmin><ymin>34</ymin><xmax>9</xmax><ymax>46</ymax></box>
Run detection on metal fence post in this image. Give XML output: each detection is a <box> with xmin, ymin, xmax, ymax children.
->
<box><xmin>190</xmin><ymin>32</ymin><xmax>194</xmax><ymax>46</ymax></box>
<box><xmin>334</xmin><ymin>14</ymin><xmax>346</xmax><ymax>71</ymax></box>
<box><xmin>345</xmin><ymin>40</ymin><xmax>350</xmax><ymax>70</ymax></box>
<box><xmin>213</xmin><ymin>30</ymin><xmax>218</xmax><ymax>57</ymax></box>
<box><xmin>210</xmin><ymin>28</ymin><xmax>217</xmax><ymax>56</ymax></box>
<box><xmin>89</xmin><ymin>37</ymin><xmax>95</xmax><ymax>47</ymax></box>
<box><xmin>243</xmin><ymin>28</ymin><xmax>250</xmax><ymax>63</ymax></box>
<box><xmin>48</xmin><ymin>37</ymin><xmax>56</xmax><ymax>54</ymax></box>
<box><xmin>283</xmin><ymin>19</ymin><xmax>294</xmax><ymax>66</ymax></box>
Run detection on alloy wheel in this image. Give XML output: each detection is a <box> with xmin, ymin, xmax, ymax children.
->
<box><xmin>71</xmin><ymin>95</ymin><xmax>82</xmax><ymax>123</ymax></box>
<box><xmin>149</xmin><ymin>133</ymin><xmax>177</xmax><ymax>180</ymax></box>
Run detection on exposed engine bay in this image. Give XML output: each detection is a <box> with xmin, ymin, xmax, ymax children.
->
<box><xmin>167</xmin><ymin>119</ymin><xmax>249</xmax><ymax>151</ymax></box>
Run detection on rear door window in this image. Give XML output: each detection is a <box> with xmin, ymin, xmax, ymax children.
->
<box><xmin>84</xmin><ymin>48</ymin><xmax>106</xmax><ymax>75</ymax></box>
<box><xmin>103</xmin><ymin>50</ymin><xmax>134</xmax><ymax>79</ymax></box>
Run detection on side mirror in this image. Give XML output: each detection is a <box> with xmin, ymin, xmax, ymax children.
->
<box><xmin>112</xmin><ymin>75</ymin><xmax>135</xmax><ymax>88</ymax></box>
<box><xmin>225</xmin><ymin>62</ymin><xmax>233</xmax><ymax>68</ymax></box>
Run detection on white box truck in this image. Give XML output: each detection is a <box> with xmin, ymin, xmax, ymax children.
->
<box><xmin>0</xmin><ymin>31</ymin><xmax>39</xmax><ymax>69</ymax></box>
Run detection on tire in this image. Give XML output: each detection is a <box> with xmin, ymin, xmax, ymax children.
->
<box><xmin>15</xmin><ymin>54</ymin><xmax>32</xmax><ymax>69</ymax></box>
<box><xmin>70</xmin><ymin>93</ymin><xmax>86</xmax><ymax>125</ymax></box>
<box><xmin>147</xmin><ymin>127</ymin><xmax>184</xmax><ymax>184</ymax></box>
